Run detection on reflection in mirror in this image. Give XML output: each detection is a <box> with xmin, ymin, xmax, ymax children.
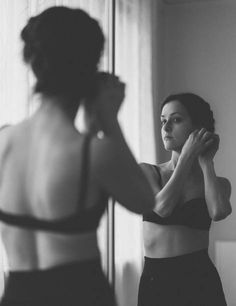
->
<box><xmin>139</xmin><ymin>93</ymin><xmax>231</xmax><ymax>305</ymax></box>
<box><xmin>129</xmin><ymin>1</ymin><xmax>235</xmax><ymax>306</ymax></box>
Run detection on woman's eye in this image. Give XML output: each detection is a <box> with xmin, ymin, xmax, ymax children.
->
<box><xmin>173</xmin><ymin>117</ymin><xmax>181</xmax><ymax>123</ymax></box>
<box><xmin>161</xmin><ymin>120</ymin><xmax>166</xmax><ymax>126</ymax></box>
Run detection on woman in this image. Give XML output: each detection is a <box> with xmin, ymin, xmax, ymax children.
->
<box><xmin>138</xmin><ymin>93</ymin><xmax>232</xmax><ymax>306</ymax></box>
<box><xmin>0</xmin><ymin>7</ymin><xmax>155</xmax><ymax>306</ymax></box>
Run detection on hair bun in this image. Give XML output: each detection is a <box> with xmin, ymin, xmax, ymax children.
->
<box><xmin>21</xmin><ymin>7</ymin><xmax>104</xmax><ymax>100</ymax></box>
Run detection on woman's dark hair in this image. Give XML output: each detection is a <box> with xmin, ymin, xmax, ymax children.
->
<box><xmin>21</xmin><ymin>6</ymin><xmax>104</xmax><ymax>100</ymax></box>
<box><xmin>161</xmin><ymin>93</ymin><xmax>215</xmax><ymax>133</ymax></box>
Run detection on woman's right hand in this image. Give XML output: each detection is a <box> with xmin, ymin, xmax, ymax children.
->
<box><xmin>180</xmin><ymin>128</ymin><xmax>214</xmax><ymax>161</ymax></box>
<box><xmin>85</xmin><ymin>72</ymin><xmax>126</xmax><ymax>134</ymax></box>
<box><xmin>95</xmin><ymin>72</ymin><xmax>125</xmax><ymax>117</ymax></box>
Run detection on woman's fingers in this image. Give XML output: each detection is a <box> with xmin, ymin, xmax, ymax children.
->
<box><xmin>198</xmin><ymin>128</ymin><xmax>211</xmax><ymax>140</ymax></box>
<box><xmin>202</xmin><ymin>131</ymin><xmax>213</xmax><ymax>142</ymax></box>
<box><xmin>197</xmin><ymin>128</ymin><xmax>219</xmax><ymax>144</ymax></box>
<box><xmin>191</xmin><ymin>129</ymin><xmax>200</xmax><ymax>138</ymax></box>
<box><xmin>204</xmin><ymin>138</ymin><xmax>214</xmax><ymax>147</ymax></box>
<box><xmin>202</xmin><ymin>133</ymin><xmax>220</xmax><ymax>151</ymax></box>
<box><xmin>197</xmin><ymin>128</ymin><xmax>207</xmax><ymax>138</ymax></box>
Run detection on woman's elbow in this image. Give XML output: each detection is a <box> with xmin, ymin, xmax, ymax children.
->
<box><xmin>211</xmin><ymin>203</ymin><xmax>232</xmax><ymax>221</ymax></box>
<box><xmin>153</xmin><ymin>201</ymin><xmax>173</xmax><ymax>218</ymax></box>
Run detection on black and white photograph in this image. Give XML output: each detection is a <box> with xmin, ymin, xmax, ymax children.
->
<box><xmin>0</xmin><ymin>0</ymin><xmax>235</xmax><ymax>305</ymax></box>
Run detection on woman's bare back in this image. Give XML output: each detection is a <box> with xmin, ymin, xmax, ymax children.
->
<box><xmin>0</xmin><ymin>111</ymin><xmax>105</xmax><ymax>270</ymax></box>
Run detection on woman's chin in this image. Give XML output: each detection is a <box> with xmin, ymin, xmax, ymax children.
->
<box><xmin>164</xmin><ymin>144</ymin><xmax>182</xmax><ymax>152</ymax></box>
<box><xmin>164</xmin><ymin>145</ymin><xmax>173</xmax><ymax>151</ymax></box>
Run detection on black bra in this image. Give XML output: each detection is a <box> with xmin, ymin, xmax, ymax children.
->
<box><xmin>143</xmin><ymin>166</ymin><xmax>211</xmax><ymax>231</ymax></box>
<box><xmin>0</xmin><ymin>134</ymin><xmax>106</xmax><ymax>234</ymax></box>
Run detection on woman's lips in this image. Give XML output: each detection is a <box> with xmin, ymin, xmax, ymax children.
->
<box><xmin>164</xmin><ymin>136</ymin><xmax>173</xmax><ymax>141</ymax></box>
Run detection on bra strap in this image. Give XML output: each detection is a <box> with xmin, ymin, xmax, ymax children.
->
<box><xmin>77</xmin><ymin>133</ymin><xmax>92</xmax><ymax>211</ymax></box>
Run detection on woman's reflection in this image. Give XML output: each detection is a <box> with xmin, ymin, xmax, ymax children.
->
<box><xmin>138</xmin><ymin>93</ymin><xmax>232</xmax><ymax>306</ymax></box>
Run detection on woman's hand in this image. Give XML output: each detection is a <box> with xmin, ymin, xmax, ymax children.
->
<box><xmin>198</xmin><ymin>133</ymin><xmax>219</xmax><ymax>167</ymax></box>
<box><xmin>85</xmin><ymin>72</ymin><xmax>125</xmax><ymax>134</ymax></box>
<box><xmin>94</xmin><ymin>72</ymin><xmax>125</xmax><ymax>115</ymax></box>
<box><xmin>180</xmin><ymin>128</ymin><xmax>215</xmax><ymax>161</ymax></box>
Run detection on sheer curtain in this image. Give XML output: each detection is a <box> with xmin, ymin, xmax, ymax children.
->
<box><xmin>115</xmin><ymin>1</ymin><xmax>158</xmax><ymax>305</ymax></box>
<box><xmin>0</xmin><ymin>1</ymin><xmax>29</xmax><ymax>125</ymax></box>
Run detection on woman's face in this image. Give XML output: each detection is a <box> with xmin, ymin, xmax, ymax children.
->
<box><xmin>161</xmin><ymin>100</ymin><xmax>195</xmax><ymax>152</ymax></box>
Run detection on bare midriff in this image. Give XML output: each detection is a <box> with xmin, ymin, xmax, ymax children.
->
<box><xmin>143</xmin><ymin>221</ymin><xmax>209</xmax><ymax>258</ymax></box>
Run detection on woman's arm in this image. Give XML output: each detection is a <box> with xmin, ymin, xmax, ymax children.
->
<box><xmin>88</xmin><ymin>73</ymin><xmax>155</xmax><ymax>214</ymax></box>
<box><xmin>200</xmin><ymin>162</ymin><xmax>232</xmax><ymax>221</ymax></box>
<box><xmin>143</xmin><ymin>129</ymin><xmax>212</xmax><ymax>217</ymax></box>
<box><xmin>141</xmin><ymin>154</ymin><xmax>196</xmax><ymax>218</ymax></box>
<box><xmin>199</xmin><ymin>133</ymin><xmax>232</xmax><ymax>220</ymax></box>
<box><xmin>91</xmin><ymin>122</ymin><xmax>155</xmax><ymax>214</ymax></box>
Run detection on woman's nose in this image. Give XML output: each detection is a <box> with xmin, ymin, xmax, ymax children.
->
<box><xmin>163</xmin><ymin>121</ymin><xmax>172</xmax><ymax>132</ymax></box>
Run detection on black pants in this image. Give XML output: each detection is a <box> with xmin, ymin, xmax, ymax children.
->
<box><xmin>138</xmin><ymin>249</ymin><xmax>227</xmax><ymax>306</ymax></box>
<box><xmin>0</xmin><ymin>259</ymin><xmax>116</xmax><ymax>306</ymax></box>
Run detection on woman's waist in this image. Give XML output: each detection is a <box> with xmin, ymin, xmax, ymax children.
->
<box><xmin>5</xmin><ymin>230</ymin><xmax>100</xmax><ymax>271</ymax></box>
<box><xmin>4</xmin><ymin>258</ymin><xmax>104</xmax><ymax>300</ymax></box>
<box><xmin>143</xmin><ymin>223</ymin><xmax>209</xmax><ymax>258</ymax></box>
<box><xmin>142</xmin><ymin>249</ymin><xmax>215</xmax><ymax>277</ymax></box>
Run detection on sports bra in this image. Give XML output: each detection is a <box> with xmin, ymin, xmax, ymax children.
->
<box><xmin>143</xmin><ymin>165</ymin><xmax>211</xmax><ymax>231</ymax></box>
<box><xmin>0</xmin><ymin>133</ymin><xmax>106</xmax><ymax>234</ymax></box>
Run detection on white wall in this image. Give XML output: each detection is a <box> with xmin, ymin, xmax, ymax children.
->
<box><xmin>158</xmin><ymin>1</ymin><xmax>236</xmax><ymax>305</ymax></box>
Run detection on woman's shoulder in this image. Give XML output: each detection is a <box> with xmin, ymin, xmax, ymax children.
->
<box><xmin>0</xmin><ymin>124</ymin><xmax>13</xmax><ymax>160</ymax></box>
<box><xmin>139</xmin><ymin>162</ymin><xmax>169</xmax><ymax>188</ymax></box>
<box><xmin>140</xmin><ymin>161</ymin><xmax>169</xmax><ymax>173</ymax></box>
<box><xmin>0</xmin><ymin>120</ymin><xmax>32</xmax><ymax>145</ymax></box>
<box><xmin>141</xmin><ymin>161</ymin><xmax>171</xmax><ymax>174</ymax></box>
<box><xmin>139</xmin><ymin>162</ymin><xmax>156</xmax><ymax>171</ymax></box>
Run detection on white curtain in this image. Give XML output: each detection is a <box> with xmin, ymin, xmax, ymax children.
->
<box><xmin>115</xmin><ymin>1</ymin><xmax>158</xmax><ymax>305</ymax></box>
<box><xmin>0</xmin><ymin>1</ymin><xmax>29</xmax><ymax>125</ymax></box>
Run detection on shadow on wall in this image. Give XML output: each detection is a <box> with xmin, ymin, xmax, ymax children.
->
<box><xmin>116</xmin><ymin>261</ymin><xmax>141</xmax><ymax>306</ymax></box>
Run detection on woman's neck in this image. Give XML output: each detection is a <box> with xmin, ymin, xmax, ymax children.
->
<box><xmin>39</xmin><ymin>94</ymin><xmax>81</xmax><ymax>122</ymax></box>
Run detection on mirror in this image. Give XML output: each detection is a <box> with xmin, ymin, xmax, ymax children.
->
<box><xmin>114</xmin><ymin>1</ymin><xmax>236</xmax><ymax>306</ymax></box>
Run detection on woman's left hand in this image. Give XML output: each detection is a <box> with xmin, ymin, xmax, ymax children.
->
<box><xmin>198</xmin><ymin>131</ymin><xmax>220</xmax><ymax>166</ymax></box>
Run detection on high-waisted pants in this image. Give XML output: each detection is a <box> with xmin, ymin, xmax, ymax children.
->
<box><xmin>138</xmin><ymin>249</ymin><xmax>227</xmax><ymax>306</ymax></box>
<box><xmin>0</xmin><ymin>258</ymin><xmax>116</xmax><ymax>306</ymax></box>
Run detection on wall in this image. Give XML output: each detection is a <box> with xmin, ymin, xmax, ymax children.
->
<box><xmin>158</xmin><ymin>1</ymin><xmax>236</xmax><ymax>304</ymax></box>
